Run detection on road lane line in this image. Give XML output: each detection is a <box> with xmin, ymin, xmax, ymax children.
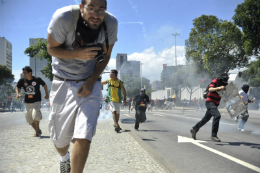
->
<box><xmin>123</xmin><ymin>114</ymin><xmax>131</xmax><ymax>117</ymax></box>
<box><xmin>178</xmin><ymin>136</ymin><xmax>260</xmax><ymax>172</ymax></box>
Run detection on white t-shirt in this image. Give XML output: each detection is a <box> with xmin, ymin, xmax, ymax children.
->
<box><xmin>47</xmin><ymin>6</ymin><xmax>118</xmax><ymax>79</ymax></box>
<box><xmin>239</xmin><ymin>90</ymin><xmax>249</xmax><ymax>109</ymax></box>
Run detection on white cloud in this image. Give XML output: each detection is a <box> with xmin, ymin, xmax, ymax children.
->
<box><xmin>13</xmin><ymin>70</ymin><xmax>22</xmax><ymax>82</ymax></box>
<box><xmin>101</xmin><ymin>46</ymin><xmax>185</xmax><ymax>97</ymax></box>
<box><xmin>128</xmin><ymin>46</ymin><xmax>186</xmax><ymax>82</ymax></box>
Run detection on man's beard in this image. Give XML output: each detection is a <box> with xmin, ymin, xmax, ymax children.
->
<box><xmin>85</xmin><ymin>18</ymin><xmax>103</xmax><ymax>30</ymax></box>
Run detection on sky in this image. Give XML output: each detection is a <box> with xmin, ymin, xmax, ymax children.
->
<box><xmin>0</xmin><ymin>0</ymin><xmax>247</xmax><ymax>95</ymax></box>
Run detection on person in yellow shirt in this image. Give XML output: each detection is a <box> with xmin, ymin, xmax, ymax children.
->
<box><xmin>102</xmin><ymin>70</ymin><xmax>127</xmax><ymax>132</ymax></box>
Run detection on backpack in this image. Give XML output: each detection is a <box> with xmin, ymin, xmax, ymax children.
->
<box><xmin>203</xmin><ymin>85</ymin><xmax>210</xmax><ymax>99</ymax></box>
<box><xmin>68</xmin><ymin>5</ymin><xmax>109</xmax><ymax>52</ymax></box>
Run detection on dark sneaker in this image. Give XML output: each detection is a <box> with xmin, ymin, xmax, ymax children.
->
<box><xmin>37</xmin><ymin>129</ymin><xmax>42</xmax><ymax>136</ymax></box>
<box><xmin>134</xmin><ymin>128</ymin><xmax>139</xmax><ymax>131</ymax></box>
<box><xmin>190</xmin><ymin>128</ymin><xmax>196</xmax><ymax>140</ymax></box>
<box><xmin>115</xmin><ymin>126</ymin><xmax>120</xmax><ymax>133</ymax></box>
<box><xmin>118</xmin><ymin>125</ymin><xmax>122</xmax><ymax>130</ymax></box>
<box><xmin>60</xmin><ymin>159</ymin><xmax>71</xmax><ymax>173</ymax></box>
<box><xmin>211</xmin><ymin>136</ymin><xmax>221</xmax><ymax>142</ymax></box>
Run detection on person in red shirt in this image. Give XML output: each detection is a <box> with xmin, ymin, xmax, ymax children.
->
<box><xmin>190</xmin><ymin>73</ymin><xmax>229</xmax><ymax>142</ymax></box>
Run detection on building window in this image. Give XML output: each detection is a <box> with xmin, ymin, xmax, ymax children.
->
<box><xmin>120</xmin><ymin>56</ymin><xmax>124</xmax><ymax>68</ymax></box>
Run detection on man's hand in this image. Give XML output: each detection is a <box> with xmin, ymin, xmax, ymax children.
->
<box><xmin>250</xmin><ymin>99</ymin><xmax>254</xmax><ymax>103</ymax></box>
<box><xmin>77</xmin><ymin>46</ymin><xmax>101</xmax><ymax>61</ymax></box>
<box><xmin>44</xmin><ymin>94</ymin><xmax>49</xmax><ymax>100</ymax></box>
<box><xmin>77</xmin><ymin>79</ymin><xmax>95</xmax><ymax>97</ymax></box>
<box><xmin>219</xmin><ymin>86</ymin><xmax>225</xmax><ymax>90</ymax></box>
<box><xmin>16</xmin><ymin>94</ymin><xmax>21</xmax><ymax>99</ymax></box>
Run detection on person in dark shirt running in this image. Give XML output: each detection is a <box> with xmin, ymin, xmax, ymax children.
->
<box><xmin>190</xmin><ymin>73</ymin><xmax>229</xmax><ymax>142</ymax></box>
<box><xmin>133</xmin><ymin>88</ymin><xmax>150</xmax><ymax>131</ymax></box>
<box><xmin>15</xmin><ymin>66</ymin><xmax>49</xmax><ymax>137</ymax></box>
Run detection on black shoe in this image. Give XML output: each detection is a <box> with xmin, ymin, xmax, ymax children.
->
<box><xmin>211</xmin><ymin>136</ymin><xmax>221</xmax><ymax>142</ymax></box>
<box><xmin>134</xmin><ymin>128</ymin><xmax>139</xmax><ymax>131</ymax></box>
<box><xmin>118</xmin><ymin>125</ymin><xmax>122</xmax><ymax>130</ymax></box>
<box><xmin>60</xmin><ymin>159</ymin><xmax>71</xmax><ymax>173</ymax></box>
<box><xmin>190</xmin><ymin>128</ymin><xmax>196</xmax><ymax>140</ymax></box>
<box><xmin>115</xmin><ymin>126</ymin><xmax>120</xmax><ymax>133</ymax></box>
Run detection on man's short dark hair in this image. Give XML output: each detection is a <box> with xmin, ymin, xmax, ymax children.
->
<box><xmin>81</xmin><ymin>0</ymin><xmax>107</xmax><ymax>9</ymax></box>
<box><xmin>111</xmin><ymin>69</ymin><xmax>118</xmax><ymax>76</ymax></box>
<box><xmin>22</xmin><ymin>66</ymin><xmax>32</xmax><ymax>74</ymax></box>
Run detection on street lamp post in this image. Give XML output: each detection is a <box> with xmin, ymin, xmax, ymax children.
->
<box><xmin>172</xmin><ymin>33</ymin><xmax>180</xmax><ymax>66</ymax></box>
<box><xmin>140</xmin><ymin>63</ymin><xmax>142</xmax><ymax>88</ymax></box>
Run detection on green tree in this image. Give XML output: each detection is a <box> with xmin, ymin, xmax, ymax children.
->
<box><xmin>0</xmin><ymin>65</ymin><xmax>14</xmax><ymax>85</ymax></box>
<box><xmin>121</xmin><ymin>75</ymin><xmax>151</xmax><ymax>98</ymax></box>
<box><xmin>233</xmin><ymin>0</ymin><xmax>260</xmax><ymax>56</ymax></box>
<box><xmin>24</xmin><ymin>39</ymin><xmax>53</xmax><ymax>81</ymax></box>
<box><xmin>185</xmin><ymin>15</ymin><xmax>250</xmax><ymax>77</ymax></box>
<box><xmin>241</xmin><ymin>56</ymin><xmax>260</xmax><ymax>87</ymax></box>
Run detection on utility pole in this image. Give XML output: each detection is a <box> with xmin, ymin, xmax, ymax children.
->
<box><xmin>140</xmin><ymin>63</ymin><xmax>142</xmax><ymax>88</ymax></box>
<box><xmin>172</xmin><ymin>33</ymin><xmax>180</xmax><ymax>66</ymax></box>
<box><xmin>35</xmin><ymin>57</ymin><xmax>36</xmax><ymax>77</ymax></box>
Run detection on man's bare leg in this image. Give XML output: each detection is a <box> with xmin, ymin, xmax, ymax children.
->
<box><xmin>112</xmin><ymin>111</ymin><xmax>118</xmax><ymax>126</ymax></box>
<box><xmin>55</xmin><ymin>144</ymin><xmax>70</xmax><ymax>157</ymax></box>
<box><xmin>31</xmin><ymin>121</ymin><xmax>39</xmax><ymax>136</ymax></box>
<box><xmin>71</xmin><ymin>139</ymin><xmax>90</xmax><ymax>173</ymax></box>
<box><xmin>116</xmin><ymin>113</ymin><xmax>120</xmax><ymax>125</ymax></box>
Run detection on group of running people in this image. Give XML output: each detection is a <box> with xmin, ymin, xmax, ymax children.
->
<box><xmin>13</xmin><ymin>0</ymin><xmax>255</xmax><ymax>172</ymax></box>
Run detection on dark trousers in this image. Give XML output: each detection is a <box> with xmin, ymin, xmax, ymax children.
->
<box><xmin>135</xmin><ymin>109</ymin><xmax>146</xmax><ymax>129</ymax></box>
<box><xmin>193</xmin><ymin>101</ymin><xmax>221</xmax><ymax>137</ymax></box>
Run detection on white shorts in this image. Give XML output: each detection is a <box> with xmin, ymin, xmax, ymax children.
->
<box><xmin>48</xmin><ymin>80</ymin><xmax>101</xmax><ymax>148</ymax></box>
<box><xmin>25</xmin><ymin>102</ymin><xmax>42</xmax><ymax>124</ymax></box>
<box><xmin>109</xmin><ymin>101</ymin><xmax>121</xmax><ymax>113</ymax></box>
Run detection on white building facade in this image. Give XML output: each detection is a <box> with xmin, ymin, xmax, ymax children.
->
<box><xmin>0</xmin><ymin>37</ymin><xmax>12</xmax><ymax>71</ymax></box>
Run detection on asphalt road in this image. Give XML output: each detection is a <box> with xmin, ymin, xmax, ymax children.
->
<box><xmin>1</xmin><ymin>107</ymin><xmax>259</xmax><ymax>173</ymax></box>
<box><xmin>119</xmin><ymin>107</ymin><xmax>260</xmax><ymax>173</ymax></box>
<box><xmin>0</xmin><ymin>108</ymin><xmax>50</xmax><ymax>130</ymax></box>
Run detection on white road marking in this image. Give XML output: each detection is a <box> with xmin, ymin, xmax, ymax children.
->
<box><xmin>160</xmin><ymin>113</ymin><xmax>236</xmax><ymax>127</ymax></box>
<box><xmin>153</xmin><ymin>114</ymin><xmax>166</xmax><ymax>117</ymax></box>
<box><xmin>123</xmin><ymin>114</ymin><xmax>131</xmax><ymax>117</ymax></box>
<box><xmin>178</xmin><ymin>136</ymin><xmax>260</xmax><ymax>172</ymax></box>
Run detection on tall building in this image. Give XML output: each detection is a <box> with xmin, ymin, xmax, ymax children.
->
<box><xmin>29</xmin><ymin>38</ymin><xmax>52</xmax><ymax>100</ymax></box>
<box><xmin>151</xmin><ymin>80</ymin><xmax>161</xmax><ymax>90</ymax></box>
<box><xmin>119</xmin><ymin>60</ymin><xmax>140</xmax><ymax>78</ymax></box>
<box><xmin>116</xmin><ymin>54</ymin><xmax>127</xmax><ymax>71</ymax></box>
<box><xmin>0</xmin><ymin>37</ymin><xmax>12</xmax><ymax>71</ymax></box>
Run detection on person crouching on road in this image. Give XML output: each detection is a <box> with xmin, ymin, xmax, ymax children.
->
<box><xmin>190</xmin><ymin>73</ymin><xmax>229</xmax><ymax>142</ymax></box>
<box><xmin>237</xmin><ymin>84</ymin><xmax>254</xmax><ymax>131</ymax></box>
<box><xmin>101</xmin><ymin>70</ymin><xmax>127</xmax><ymax>132</ymax></box>
<box><xmin>133</xmin><ymin>88</ymin><xmax>150</xmax><ymax>131</ymax></box>
<box><xmin>15</xmin><ymin>66</ymin><xmax>49</xmax><ymax>137</ymax></box>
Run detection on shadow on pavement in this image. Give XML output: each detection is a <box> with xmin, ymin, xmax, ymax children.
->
<box><xmin>216</xmin><ymin>142</ymin><xmax>260</xmax><ymax>150</ymax></box>
<box><xmin>142</xmin><ymin>139</ymin><xmax>156</xmax><ymax>141</ymax></box>
<box><xmin>39</xmin><ymin>136</ymin><xmax>50</xmax><ymax>139</ymax></box>
<box><xmin>139</xmin><ymin>130</ymin><xmax>168</xmax><ymax>132</ymax></box>
<box><xmin>120</xmin><ymin>118</ymin><xmax>156</xmax><ymax>125</ymax></box>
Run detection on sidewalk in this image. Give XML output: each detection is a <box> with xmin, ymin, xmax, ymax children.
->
<box><xmin>0</xmin><ymin>119</ymin><xmax>166</xmax><ymax>173</ymax></box>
